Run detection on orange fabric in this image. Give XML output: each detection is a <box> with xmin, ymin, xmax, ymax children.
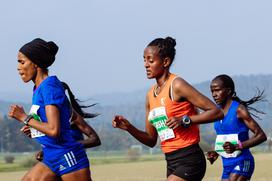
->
<box><xmin>148</xmin><ymin>73</ymin><xmax>200</xmax><ymax>153</ymax></box>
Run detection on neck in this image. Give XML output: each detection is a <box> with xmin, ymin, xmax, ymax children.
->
<box><xmin>154</xmin><ymin>72</ymin><xmax>170</xmax><ymax>97</ymax></box>
<box><xmin>221</xmin><ymin>98</ymin><xmax>232</xmax><ymax>114</ymax></box>
<box><xmin>156</xmin><ymin>72</ymin><xmax>170</xmax><ymax>87</ymax></box>
<box><xmin>33</xmin><ymin>69</ymin><xmax>49</xmax><ymax>88</ymax></box>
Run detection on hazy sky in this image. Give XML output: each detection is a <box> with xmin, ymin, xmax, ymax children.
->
<box><xmin>1</xmin><ymin>0</ymin><xmax>272</xmax><ymax>102</ymax></box>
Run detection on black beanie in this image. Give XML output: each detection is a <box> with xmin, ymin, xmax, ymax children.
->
<box><xmin>19</xmin><ymin>38</ymin><xmax>59</xmax><ymax>69</ymax></box>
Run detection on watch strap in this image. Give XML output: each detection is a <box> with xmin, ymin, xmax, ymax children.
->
<box><xmin>23</xmin><ymin>115</ymin><xmax>33</xmax><ymax>126</ymax></box>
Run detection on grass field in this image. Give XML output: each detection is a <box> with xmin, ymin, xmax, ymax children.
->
<box><xmin>0</xmin><ymin>153</ymin><xmax>271</xmax><ymax>181</ymax></box>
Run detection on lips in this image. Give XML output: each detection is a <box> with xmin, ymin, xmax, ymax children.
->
<box><xmin>214</xmin><ymin>99</ymin><xmax>221</xmax><ymax>104</ymax></box>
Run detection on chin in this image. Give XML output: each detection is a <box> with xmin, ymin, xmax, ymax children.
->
<box><xmin>20</xmin><ymin>77</ymin><xmax>31</xmax><ymax>83</ymax></box>
<box><xmin>216</xmin><ymin>101</ymin><xmax>222</xmax><ymax>105</ymax></box>
<box><xmin>146</xmin><ymin>74</ymin><xmax>154</xmax><ymax>79</ymax></box>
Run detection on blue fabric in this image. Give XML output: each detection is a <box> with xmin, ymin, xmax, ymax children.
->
<box><xmin>70</xmin><ymin>126</ymin><xmax>84</xmax><ymax>141</ymax></box>
<box><xmin>214</xmin><ymin>101</ymin><xmax>253</xmax><ymax>167</ymax></box>
<box><xmin>31</xmin><ymin>76</ymin><xmax>89</xmax><ymax>175</ymax></box>
<box><xmin>43</xmin><ymin>144</ymin><xmax>89</xmax><ymax>176</ymax></box>
<box><xmin>221</xmin><ymin>156</ymin><xmax>254</xmax><ymax>179</ymax></box>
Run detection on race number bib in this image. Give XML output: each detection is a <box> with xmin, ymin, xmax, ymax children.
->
<box><xmin>215</xmin><ymin>134</ymin><xmax>241</xmax><ymax>158</ymax></box>
<box><xmin>29</xmin><ymin>105</ymin><xmax>45</xmax><ymax>138</ymax></box>
<box><xmin>148</xmin><ymin>107</ymin><xmax>175</xmax><ymax>141</ymax></box>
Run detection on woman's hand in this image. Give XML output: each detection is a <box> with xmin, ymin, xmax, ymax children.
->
<box><xmin>165</xmin><ymin>117</ymin><xmax>181</xmax><ymax>129</ymax></box>
<box><xmin>166</xmin><ymin>115</ymin><xmax>192</xmax><ymax>129</ymax></box>
<box><xmin>8</xmin><ymin>105</ymin><xmax>27</xmax><ymax>122</ymax></box>
<box><xmin>112</xmin><ymin>115</ymin><xmax>131</xmax><ymax>131</ymax></box>
<box><xmin>223</xmin><ymin>141</ymin><xmax>237</xmax><ymax>153</ymax></box>
<box><xmin>20</xmin><ymin>125</ymin><xmax>31</xmax><ymax>137</ymax></box>
<box><xmin>35</xmin><ymin>151</ymin><xmax>44</xmax><ymax>161</ymax></box>
<box><xmin>206</xmin><ymin>151</ymin><xmax>219</xmax><ymax>164</ymax></box>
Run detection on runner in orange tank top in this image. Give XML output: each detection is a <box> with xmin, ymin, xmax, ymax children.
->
<box><xmin>112</xmin><ymin>36</ymin><xmax>224</xmax><ymax>181</ymax></box>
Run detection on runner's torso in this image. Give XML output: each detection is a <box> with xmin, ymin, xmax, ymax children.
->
<box><xmin>147</xmin><ymin>73</ymin><xmax>200</xmax><ymax>153</ymax></box>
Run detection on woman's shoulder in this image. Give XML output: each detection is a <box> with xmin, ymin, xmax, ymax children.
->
<box><xmin>41</xmin><ymin>76</ymin><xmax>63</xmax><ymax>89</ymax></box>
<box><xmin>171</xmin><ymin>75</ymin><xmax>190</xmax><ymax>90</ymax></box>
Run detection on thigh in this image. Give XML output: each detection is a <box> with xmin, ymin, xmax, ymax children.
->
<box><xmin>229</xmin><ymin>173</ymin><xmax>249</xmax><ymax>181</ymax></box>
<box><xmin>167</xmin><ymin>174</ymin><xmax>187</xmax><ymax>181</ymax></box>
<box><xmin>222</xmin><ymin>158</ymin><xmax>254</xmax><ymax>181</ymax></box>
<box><xmin>21</xmin><ymin>162</ymin><xmax>58</xmax><ymax>181</ymax></box>
<box><xmin>167</xmin><ymin>150</ymin><xmax>206</xmax><ymax>181</ymax></box>
<box><xmin>175</xmin><ymin>151</ymin><xmax>206</xmax><ymax>181</ymax></box>
<box><xmin>61</xmin><ymin>167</ymin><xmax>92</xmax><ymax>181</ymax></box>
<box><xmin>230</xmin><ymin>159</ymin><xmax>254</xmax><ymax>180</ymax></box>
<box><xmin>43</xmin><ymin>145</ymin><xmax>90</xmax><ymax>176</ymax></box>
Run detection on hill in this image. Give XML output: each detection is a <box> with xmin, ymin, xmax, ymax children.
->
<box><xmin>0</xmin><ymin>74</ymin><xmax>271</xmax><ymax>152</ymax></box>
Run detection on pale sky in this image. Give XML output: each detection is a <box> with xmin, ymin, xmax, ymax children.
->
<box><xmin>1</xmin><ymin>0</ymin><xmax>272</xmax><ymax>102</ymax></box>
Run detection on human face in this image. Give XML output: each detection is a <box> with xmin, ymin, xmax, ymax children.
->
<box><xmin>210</xmin><ymin>79</ymin><xmax>231</xmax><ymax>105</ymax></box>
<box><xmin>143</xmin><ymin>46</ymin><xmax>164</xmax><ymax>79</ymax></box>
<box><xmin>17</xmin><ymin>52</ymin><xmax>37</xmax><ymax>83</ymax></box>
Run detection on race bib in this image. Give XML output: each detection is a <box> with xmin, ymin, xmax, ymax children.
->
<box><xmin>29</xmin><ymin>105</ymin><xmax>45</xmax><ymax>138</ymax></box>
<box><xmin>215</xmin><ymin>134</ymin><xmax>241</xmax><ymax>158</ymax></box>
<box><xmin>148</xmin><ymin>107</ymin><xmax>175</xmax><ymax>141</ymax></box>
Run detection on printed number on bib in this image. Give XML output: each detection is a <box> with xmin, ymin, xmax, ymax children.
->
<box><xmin>215</xmin><ymin>134</ymin><xmax>241</xmax><ymax>158</ymax></box>
<box><xmin>29</xmin><ymin>105</ymin><xmax>45</xmax><ymax>138</ymax></box>
<box><xmin>148</xmin><ymin>107</ymin><xmax>175</xmax><ymax>141</ymax></box>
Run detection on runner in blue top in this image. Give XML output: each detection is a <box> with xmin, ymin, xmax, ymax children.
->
<box><xmin>9</xmin><ymin>38</ymin><xmax>92</xmax><ymax>181</ymax></box>
<box><xmin>31</xmin><ymin>82</ymin><xmax>101</xmax><ymax>159</ymax></box>
<box><xmin>207</xmin><ymin>74</ymin><xmax>267</xmax><ymax>181</ymax></box>
<box><xmin>20</xmin><ymin>81</ymin><xmax>101</xmax><ymax>181</ymax></box>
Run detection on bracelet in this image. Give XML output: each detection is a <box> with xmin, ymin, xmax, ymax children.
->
<box><xmin>23</xmin><ymin>115</ymin><xmax>34</xmax><ymax>126</ymax></box>
<box><xmin>238</xmin><ymin>140</ymin><xmax>243</xmax><ymax>150</ymax></box>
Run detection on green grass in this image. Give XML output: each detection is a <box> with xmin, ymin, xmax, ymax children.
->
<box><xmin>0</xmin><ymin>152</ymin><xmax>164</xmax><ymax>172</ymax></box>
<box><xmin>0</xmin><ymin>163</ymin><xmax>23</xmax><ymax>172</ymax></box>
<box><xmin>1</xmin><ymin>153</ymin><xmax>272</xmax><ymax>181</ymax></box>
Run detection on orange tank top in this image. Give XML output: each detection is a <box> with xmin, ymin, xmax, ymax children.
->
<box><xmin>147</xmin><ymin>73</ymin><xmax>200</xmax><ymax>153</ymax></box>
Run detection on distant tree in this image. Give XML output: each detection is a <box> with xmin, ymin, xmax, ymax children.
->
<box><xmin>0</xmin><ymin>115</ymin><xmax>40</xmax><ymax>152</ymax></box>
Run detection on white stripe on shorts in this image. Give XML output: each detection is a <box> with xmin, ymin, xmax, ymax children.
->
<box><xmin>70</xmin><ymin>151</ymin><xmax>78</xmax><ymax>164</ymax></box>
<box><xmin>64</xmin><ymin>154</ymin><xmax>72</xmax><ymax>167</ymax></box>
<box><xmin>67</xmin><ymin>152</ymin><xmax>75</xmax><ymax>166</ymax></box>
<box><xmin>243</xmin><ymin>160</ymin><xmax>250</xmax><ymax>172</ymax></box>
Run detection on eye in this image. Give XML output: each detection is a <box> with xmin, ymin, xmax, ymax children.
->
<box><xmin>18</xmin><ymin>60</ymin><xmax>24</xmax><ymax>64</ymax></box>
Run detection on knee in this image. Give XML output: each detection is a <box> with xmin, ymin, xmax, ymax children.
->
<box><xmin>21</xmin><ymin>172</ymin><xmax>44</xmax><ymax>181</ymax></box>
<box><xmin>21</xmin><ymin>173</ymin><xmax>34</xmax><ymax>181</ymax></box>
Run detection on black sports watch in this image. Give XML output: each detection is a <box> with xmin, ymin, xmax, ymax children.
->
<box><xmin>181</xmin><ymin>115</ymin><xmax>192</xmax><ymax>128</ymax></box>
<box><xmin>23</xmin><ymin>115</ymin><xmax>34</xmax><ymax>126</ymax></box>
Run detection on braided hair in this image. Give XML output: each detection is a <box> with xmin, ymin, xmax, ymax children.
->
<box><xmin>62</xmin><ymin>82</ymin><xmax>98</xmax><ymax>118</ymax></box>
<box><xmin>213</xmin><ymin>74</ymin><xmax>265</xmax><ymax>119</ymax></box>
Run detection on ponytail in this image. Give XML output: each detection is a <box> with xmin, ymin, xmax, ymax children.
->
<box><xmin>62</xmin><ymin>82</ymin><xmax>99</xmax><ymax>118</ymax></box>
<box><xmin>232</xmin><ymin>89</ymin><xmax>266</xmax><ymax>119</ymax></box>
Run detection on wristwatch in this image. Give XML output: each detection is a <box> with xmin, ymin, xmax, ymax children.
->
<box><xmin>23</xmin><ymin>115</ymin><xmax>34</xmax><ymax>126</ymax></box>
<box><xmin>181</xmin><ymin>115</ymin><xmax>192</xmax><ymax>128</ymax></box>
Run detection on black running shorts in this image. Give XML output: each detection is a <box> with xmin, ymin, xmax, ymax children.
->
<box><xmin>165</xmin><ymin>144</ymin><xmax>206</xmax><ymax>181</ymax></box>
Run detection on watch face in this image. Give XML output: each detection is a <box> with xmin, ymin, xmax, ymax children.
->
<box><xmin>183</xmin><ymin>116</ymin><xmax>191</xmax><ymax>125</ymax></box>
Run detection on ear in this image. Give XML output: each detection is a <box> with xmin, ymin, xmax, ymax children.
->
<box><xmin>163</xmin><ymin>57</ymin><xmax>171</xmax><ymax>68</ymax></box>
<box><xmin>226</xmin><ymin>88</ymin><xmax>232</xmax><ymax>96</ymax></box>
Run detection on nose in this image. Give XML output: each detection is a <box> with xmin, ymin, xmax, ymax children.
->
<box><xmin>144</xmin><ymin>60</ymin><xmax>149</xmax><ymax>68</ymax></box>
<box><xmin>17</xmin><ymin>62</ymin><xmax>22</xmax><ymax>72</ymax></box>
<box><xmin>17</xmin><ymin>64</ymin><xmax>21</xmax><ymax>71</ymax></box>
<box><xmin>212</xmin><ymin>91</ymin><xmax>217</xmax><ymax>99</ymax></box>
